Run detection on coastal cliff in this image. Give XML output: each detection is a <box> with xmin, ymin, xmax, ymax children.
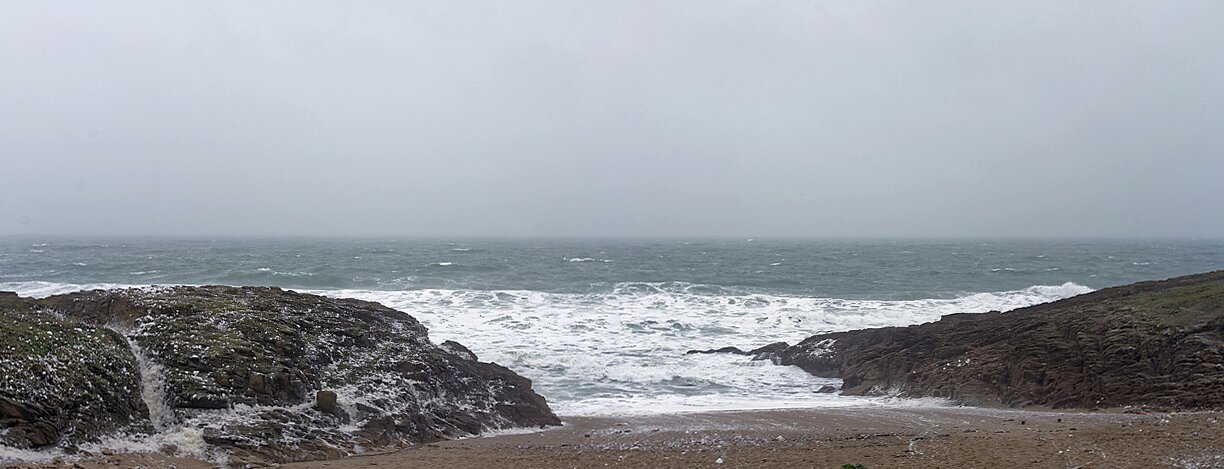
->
<box><xmin>758</xmin><ymin>270</ymin><xmax>1224</xmax><ymax>409</ymax></box>
<box><xmin>0</xmin><ymin>287</ymin><xmax>559</xmax><ymax>464</ymax></box>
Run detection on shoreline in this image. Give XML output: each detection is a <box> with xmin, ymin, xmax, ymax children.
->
<box><xmin>38</xmin><ymin>405</ymin><xmax>1223</xmax><ymax>468</ymax></box>
<box><xmin>288</xmin><ymin>406</ymin><xmax>1224</xmax><ymax>469</ymax></box>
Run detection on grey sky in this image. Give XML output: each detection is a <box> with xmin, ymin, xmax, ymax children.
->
<box><xmin>1</xmin><ymin>1</ymin><xmax>1221</xmax><ymax>238</ymax></box>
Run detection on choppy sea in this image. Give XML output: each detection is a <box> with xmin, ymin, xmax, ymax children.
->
<box><xmin>3</xmin><ymin>237</ymin><xmax>1222</xmax><ymax>416</ymax></box>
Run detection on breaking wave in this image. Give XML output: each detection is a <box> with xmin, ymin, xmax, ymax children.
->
<box><xmin>315</xmin><ymin>281</ymin><xmax>1091</xmax><ymax>414</ymax></box>
<box><xmin>2</xmin><ymin>280</ymin><xmax>1091</xmax><ymax>418</ymax></box>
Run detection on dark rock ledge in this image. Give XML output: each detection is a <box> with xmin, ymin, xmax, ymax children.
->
<box><xmin>714</xmin><ymin>270</ymin><xmax>1224</xmax><ymax>411</ymax></box>
<box><xmin>0</xmin><ymin>286</ymin><xmax>560</xmax><ymax>464</ymax></box>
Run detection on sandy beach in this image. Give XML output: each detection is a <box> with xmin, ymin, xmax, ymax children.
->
<box><xmin>46</xmin><ymin>405</ymin><xmax>1218</xmax><ymax>468</ymax></box>
<box><xmin>281</xmin><ymin>407</ymin><xmax>1222</xmax><ymax>469</ymax></box>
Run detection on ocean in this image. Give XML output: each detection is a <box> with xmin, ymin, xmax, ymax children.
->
<box><xmin>3</xmin><ymin>237</ymin><xmax>1222</xmax><ymax>415</ymax></box>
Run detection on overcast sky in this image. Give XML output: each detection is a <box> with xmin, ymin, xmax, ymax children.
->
<box><xmin>1</xmin><ymin>1</ymin><xmax>1221</xmax><ymax>238</ymax></box>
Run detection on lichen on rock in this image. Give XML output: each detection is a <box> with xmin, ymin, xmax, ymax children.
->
<box><xmin>4</xmin><ymin>286</ymin><xmax>559</xmax><ymax>464</ymax></box>
<box><xmin>0</xmin><ymin>295</ymin><xmax>148</xmax><ymax>449</ymax></box>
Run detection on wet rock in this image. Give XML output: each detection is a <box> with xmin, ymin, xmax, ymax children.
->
<box><xmin>0</xmin><ymin>296</ymin><xmax>148</xmax><ymax>448</ymax></box>
<box><xmin>439</xmin><ymin>340</ymin><xmax>477</xmax><ymax>361</ymax></box>
<box><xmin>815</xmin><ymin>385</ymin><xmax>838</xmax><ymax>394</ymax></box>
<box><xmin>748</xmin><ymin>342</ymin><xmax>790</xmax><ymax>361</ymax></box>
<box><xmin>764</xmin><ymin>270</ymin><xmax>1224</xmax><ymax>410</ymax></box>
<box><xmin>685</xmin><ymin>346</ymin><xmax>749</xmax><ymax>355</ymax></box>
<box><xmin>685</xmin><ymin>342</ymin><xmax>790</xmax><ymax>361</ymax></box>
<box><xmin>34</xmin><ymin>285</ymin><xmax>560</xmax><ymax>463</ymax></box>
<box><xmin>315</xmin><ymin>390</ymin><xmax>347</xmax><ymax>422</ymax></box>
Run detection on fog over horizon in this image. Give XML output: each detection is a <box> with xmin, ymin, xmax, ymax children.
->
<box><xmin>1</xmin><ymin>1</ymin><xmax>1221</xmax><ymax>239</ymax></box>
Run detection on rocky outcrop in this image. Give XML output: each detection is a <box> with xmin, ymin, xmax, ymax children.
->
<box><xmin>3</xmin><ymin>286</ymin><xmax>559</xmax><ymax>464</ymax></box>
<box><xmin>0</xmin><ymin>295</ymin><xmax>148</xmax><ymax>449</ymax></box>
<box><xmin>761</xmin><ymin>271</ymin><xmax>1224</xmax><ymax>410</ymax></box>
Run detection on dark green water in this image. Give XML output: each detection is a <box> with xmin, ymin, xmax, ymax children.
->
<box><xmin>3</xmin><ymin>238</ymin><xmax>1220</xmax><ymax>297</ymax></box>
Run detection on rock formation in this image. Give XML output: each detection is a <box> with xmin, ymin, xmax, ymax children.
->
<box><xmin>1</xmin><ymin>286</ymin><xmax>560</xmax><ymax>464</ymax></box>
<box><xmin>759</xmin><ymin>270</ymin><xmax>1224</xmax><ymax>410</ymax></box>
<box><xmin>0</xmin><ymin>294</ymin><xmax>149</xmax><ymax>450</ymax></box>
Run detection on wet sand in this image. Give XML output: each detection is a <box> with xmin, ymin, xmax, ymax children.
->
<box><xmin>286</xmin><ymin>407</ymin><xmax>1223</xmax><ymax>469</ymax></box>
<box><xmin>43</xmin><ymin>406</ymin><xmax>1224</xmax><ymax>468</ymax></box>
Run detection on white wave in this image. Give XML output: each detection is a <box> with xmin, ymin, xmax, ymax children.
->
<box><xmin>272</xmin><ymin>271</ymin><xmax>315</xmax><ymax>277</ymax></box>
<box><xmin>565</xmin><ymin>257</ymin><xmax>612</xmax><ymax>263</ymax></box>
<box><xmin>310</xmin><ymin>281</ymin><xmax>1092</xmax><ymax>416</ymax></box>
<box><xmin>0</xmin><ymin>446</ymin><xmax>58</xmax><ymax>464</ymax></box>
<box><xmin>0</xmin><ymin>280</ymin><xmax>1093</xmax><ymax>417</ymax></box>
<box><xmin>0</xmin><ymin>281</ymin><xmax>146</xmax><ymax>298</ymax></box>
<box><xmin>1</xmin><ymin>429</ymin><xmax>220</xmax><ymax>465</ymax></box>
<box><xmin>461</xmin><ymin>425</ymin><xmax>548</xmax><ymax>438</ymax></box>
<box><xmin>433</xmin><ymin>262</ymin><xmax>454</xmax><ymax>266</ymax></box>
<box><xmin>560</xmin><ymin>391</ymin><xmax>878</xmax><ymax>416</ymax></box>
<box><xmin>79</xmin><ymin>426</ymin><xmax>221</xmax><ymax>465</ymax></box>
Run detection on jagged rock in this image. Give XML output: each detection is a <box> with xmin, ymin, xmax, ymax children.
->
<box><xmin>21</xmin><ymin>285</ymin><xmax>560</xmax><ymax>463</ymax></box>
<box><xmin>765</xmin><ymin>271</ymin><xmax>1224</xmax><ymax>410</ymax></box>
<box><xmin>685</xmin><ymin>346</ymin><xmax>748</xmax><ymax>355</ymax></box>
<box><xmin>747</xmin><ymin>341</ymin><xmax>790</xmax><ymax>361</ymax></box>
<box><xmin>0</xmin><ymin>294</ymin><xmax>149</xmax><ymax>448</ymax></box>
<box><xmin>815</xmin><ymin>385</ymin><xmax>838</xmax><ymax>394</ymax></box>
<box><xmin>684</xmin><ymin>343</ymin><xmax>791</xmax><ymax>361</ymax></box>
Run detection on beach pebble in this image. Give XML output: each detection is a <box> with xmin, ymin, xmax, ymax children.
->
<box><xmin>715</xmin><ymin>457</ymin><xmax>724</xmax><ymax>464</ymax></box>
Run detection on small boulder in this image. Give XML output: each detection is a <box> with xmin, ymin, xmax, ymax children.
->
<box><xmin>314</xmin><ymin>390</ymin><xmax>345</xmax><ymax>420</ymax></box>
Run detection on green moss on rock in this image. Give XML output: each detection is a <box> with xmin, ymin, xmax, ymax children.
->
<box><xmin>0</xmin><ymin>294</ymin><xmax>148</xmax><ymax>448</ymax></box>
<box><xmin>40</xmin><ymin>286</ymin><xmax>559</xmax><ymax>464</ymax></box>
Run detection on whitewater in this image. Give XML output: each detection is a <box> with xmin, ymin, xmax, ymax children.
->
<box><xmin>4</xmin><ymin>278</ymin><xmax>1089</xmax><ymax>416</ymax></box>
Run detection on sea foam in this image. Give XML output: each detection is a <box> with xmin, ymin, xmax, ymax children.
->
<box><xmin>310</xmin><ymin>281</ymin><xmax>1093</xmax><ymax>415</ymax></box>
<box><xmin>1</xmin><ymin>280</ymin><xmax>1092</xmax><ymax>417</ymax></box>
